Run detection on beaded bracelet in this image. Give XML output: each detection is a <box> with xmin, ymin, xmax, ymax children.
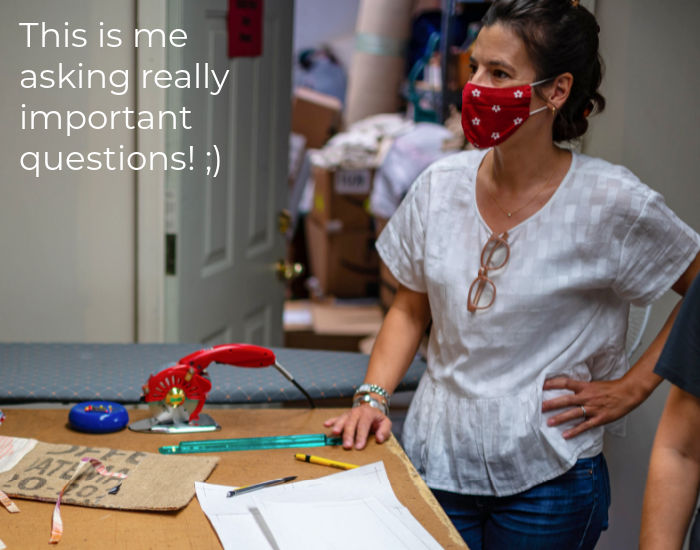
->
<box><xmin>355</xmin><ymin>383</ymin><xmax>391</xmax><ymax>405</ymax></box>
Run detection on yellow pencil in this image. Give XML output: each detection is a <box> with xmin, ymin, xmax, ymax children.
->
<box><xmin>294</xmin><ymin>453</ymin><xmax>359</xmax><ymax>470</ymax></box>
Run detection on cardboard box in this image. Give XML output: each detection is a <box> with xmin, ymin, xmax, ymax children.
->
<box><xmin>310</xmin><ymin>165</ymin><xmax>374</xmax><ymax>230</ymax></box>
<box><xmin>311</xmin><ymin>301</ymin><xmax>383</xmax><ymax>336</ymax></box>
<box><xmin>291</xmin><ymin>87</ymin><xmax>342</xmax><ymax>149</ymax></box>
<box><xmin>283</xmin><ymin>300</ymin><xmax>382</xmax><ymax>352</ymax></box>
<box><xmin>305</xmin><ymin>215</ymin><xmax>379</xmax><ymax>298</ymax></box>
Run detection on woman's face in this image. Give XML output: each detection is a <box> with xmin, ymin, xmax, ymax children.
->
<box><xmin>469</xmin><ymin>23</ymin><xmax>538</xmax><ymax>88</ymax></box>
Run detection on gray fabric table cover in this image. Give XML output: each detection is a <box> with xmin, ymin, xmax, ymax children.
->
<box><xmin>0</xmin><ymin>344</ymin><xmax>426</xmax><ymax>404</ymax></box>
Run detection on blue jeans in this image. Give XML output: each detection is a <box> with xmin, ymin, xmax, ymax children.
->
<box><xmin>432</xmin><ymin>454</ymin><xmax>610</xmax><ymax>550</ymax></box>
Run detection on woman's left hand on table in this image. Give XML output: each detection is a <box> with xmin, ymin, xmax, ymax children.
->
<box><xmin>541</xmin><ymin>376</ymin><xmax>642</xmax><ymax>439</ymax></box>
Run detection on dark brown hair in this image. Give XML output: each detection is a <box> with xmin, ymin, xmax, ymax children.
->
<box><xmin>483</xmin><ymin>0</ymin><xmax>605</xmax><ymax>141</ymax></box>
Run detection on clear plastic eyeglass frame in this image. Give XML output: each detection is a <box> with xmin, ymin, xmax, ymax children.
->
<box><xmin>467</xmin><ymin>232</ymin><xmax>510</xmax><ymax>312</ymax></box>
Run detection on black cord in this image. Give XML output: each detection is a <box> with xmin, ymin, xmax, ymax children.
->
<box><xmin>290</xmin><ymin>378</ymin><xmax>316</xmax><ymax>409</ymax></box>
<box><xmin>273</xmin><ymin>361</ymin><xmax>316</xmax><ymax>409</ymax></box>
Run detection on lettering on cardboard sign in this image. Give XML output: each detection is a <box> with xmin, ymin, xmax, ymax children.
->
<box><xmin>334</xmin><ymin>169</ymin><xmax>372</xmax><ymax>195</ymax></box>
<box><xmin>0</xmin><ymin>448</ymin><xmax>134</xmax><ymax>506</ymax></box>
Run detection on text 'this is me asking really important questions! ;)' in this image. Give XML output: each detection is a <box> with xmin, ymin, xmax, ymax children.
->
<box><xmin>17</xmin><ymin>21</ymin><xmax>229</xmax><ymax>179</ymax></box>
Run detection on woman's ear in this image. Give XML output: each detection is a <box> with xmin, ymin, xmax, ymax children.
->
<box><xmin>549</xmin><ymin>72</ymin><xmax>573</xmax><ymax>110</ymax></box>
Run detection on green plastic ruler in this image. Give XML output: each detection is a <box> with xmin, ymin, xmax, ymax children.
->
<box><xmin>159</xmin><ymin>433</ymin><xmax>343</xmax><ymax>454</ymax></box>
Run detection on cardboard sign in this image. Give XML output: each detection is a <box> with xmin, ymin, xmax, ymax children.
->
<box><xmin>0</xmin><ymin>439</ymin><xmax>218</xmax><ymax>511</ymax></box>
<box><xmin>228</xmin><ymin>0</ymin><xmax>264</xmax><ymax>57</ymax></box>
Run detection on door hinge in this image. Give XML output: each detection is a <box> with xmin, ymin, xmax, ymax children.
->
<box><xmin>165</xmin><ymin>234</ymin><xmax>177</xmax><ymax>275</ymax></box>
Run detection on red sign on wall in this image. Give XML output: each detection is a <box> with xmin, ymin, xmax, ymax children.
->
<box><xmin>228</xmin><ymin>0</ymin><xmax>264</xmax><ymax>58</ymax></box>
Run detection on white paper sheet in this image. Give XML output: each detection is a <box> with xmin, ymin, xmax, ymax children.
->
<box><xmin>195</xmin><ymin>461</ymin><xmax>441</xmax><ymax>550</ymax></box>
<box><xmin>254</xmin><ymin>495</ymin><xmax>436</xmax><ymax>550</ymax></box>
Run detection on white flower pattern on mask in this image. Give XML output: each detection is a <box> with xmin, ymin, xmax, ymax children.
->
<box><xmin>472</xmin><ymin>118</ymin><xmax>480</xmax><ymax>126</ymax></box>
<box><xmin>491</xmin><ymin>132</ymin><xmax>500</xmax><ymax>140</ymax></box>
<box><xmin>492</xmin><ymin>105</ymin><xmax>501</xmax><ymax>113</ymax></box>
<box><xmin>514</xmin><ymin>90</ymin><xmax>524</xmax><ymax>98</ymax></box>
<box><xmin>514</xmin><ymin>117</ymin><xmax>523</xmax><ymax>125</ymax></box>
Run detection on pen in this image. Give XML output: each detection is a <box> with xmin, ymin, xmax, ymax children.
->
<box><xmin>226</xmin><ymin>475</ymin><xmax>297</xmax><ymax>497</ymax></box>
<box><xmin>294</xmin><ymin>453</ymin><xmax>359</xmax><ymax>470</ymax></box>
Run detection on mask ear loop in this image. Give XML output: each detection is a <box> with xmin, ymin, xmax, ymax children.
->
<box><xmin>531</xmin><ymin>77</ymin><xmax>554</xmax><ymax>87</ymax></box>
<box><xmin>529</xmin><ymin>105</ymin><xmax>550</xmax><ymax>116</ymax></box>
<box><xmin>529</xmin><ymin>77</ymin><xmax>558</xmax><ymax>116</ymax></box>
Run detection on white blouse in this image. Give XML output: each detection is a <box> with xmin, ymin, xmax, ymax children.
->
<box><xmin>376</xmin><ymin>149</ymin><xmax>700</xmax><ymax>496</ymax></box>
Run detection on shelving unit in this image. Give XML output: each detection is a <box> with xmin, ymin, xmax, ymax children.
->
<box><xmin>438</xmin><ymin>0</ymin><xmax>491</xmax><ymax>121</ymax></box>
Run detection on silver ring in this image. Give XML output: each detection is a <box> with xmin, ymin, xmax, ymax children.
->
<box><xmin>580</xmin><ymin>405</ymin><xmax>587</xmax><ymax>420</ymax></box>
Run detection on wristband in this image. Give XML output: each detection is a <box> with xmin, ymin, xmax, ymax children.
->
<box><xmin>355</xmin><ymin>383</ymin><xmax>391</xmax><ymax>404</ymax></box>
<box><xmin>352</xmin><ymin>393</ymin><xmax>389</xmax><ymax>416</ymax></box>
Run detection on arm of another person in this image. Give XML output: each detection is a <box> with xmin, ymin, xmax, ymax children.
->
<box><xmin>324</xmin><ymin>283</ymin><xmax>431</xmax><ymax>450</ymax></box>
<box><xmin>640</xmin><ymin>384</ymin><xmax>700</xmax><ymax>549</ymax></box>
<box><xmin>542</xmin><ymin>252</ymin><xmax>700</xmax><ymax>439</ymax></box>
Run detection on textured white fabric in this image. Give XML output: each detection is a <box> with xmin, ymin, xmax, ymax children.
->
<box><xmin>376</xmin><ymin>149</ymin><xmax>700</xmax><ymax>496</ymax></box>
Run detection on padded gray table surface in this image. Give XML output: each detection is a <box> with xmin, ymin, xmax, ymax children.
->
<box><xmin>0</xmin><ymin>344</ymin><xmax>426</xmax><ymax>404</ymax></box>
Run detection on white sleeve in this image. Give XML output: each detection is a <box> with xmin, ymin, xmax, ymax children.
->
<box><xmin>375</xmin><ymin>171</ymin><xmax>430</xmax><ymax>293</ymax></box>
<box><xmin>612</xmin><ymin>190</ymin><xmax>700</xmax><ymax>305</ymax></box>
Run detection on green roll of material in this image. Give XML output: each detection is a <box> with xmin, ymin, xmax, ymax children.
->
<box><xmin>355</xmin><ymin>32</ymin><xmax>408</xmax><ymax>58</ymax></box>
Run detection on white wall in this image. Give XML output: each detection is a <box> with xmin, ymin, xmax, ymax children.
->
<box><xmin>293</xmin><ymin>0</ymin><xmax>359</xmax><ymax>53</ymax></box>
<box><xmin>0</xmin><ymin>0</ymin><xmax>137</xmax><ymax>342</ymax></box>
<box><xmin>293</xmin><ymin>0</ymin><xmax>360</xmax><ymax>69</ymax></box>
<box><xmin>583</xmin><ymin>1</ymin><xmax>700</xmax><ymax>548</ymax></box>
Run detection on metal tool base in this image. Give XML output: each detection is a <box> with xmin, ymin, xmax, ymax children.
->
<box><xmin>128</xmin><ymin>413</ymin><xmax>221</xmax><ymax>434</ymax></box>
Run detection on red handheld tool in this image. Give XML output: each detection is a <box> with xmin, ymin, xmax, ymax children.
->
<box><xmin>128</xmin><ymin>344</ymin><xmax>314</xmax><ymax>434</ymax></box>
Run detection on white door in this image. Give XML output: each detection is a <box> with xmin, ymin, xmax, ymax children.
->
<box><xmin>164</xmin><ymin>0</ymin><xmax>293</xmax><ymax>345</ymax></box>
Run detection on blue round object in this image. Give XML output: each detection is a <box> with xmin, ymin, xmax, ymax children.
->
<box><xmin>69</xmin><ymin>401</ymin><xmax>129</xmax><ymax>433</ymax></box>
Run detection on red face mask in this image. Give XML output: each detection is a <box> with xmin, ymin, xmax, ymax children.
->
<box><xmin>461</xmin><ymin>79</ymin><xmax>551</xmax><ymax>149</ymax></box>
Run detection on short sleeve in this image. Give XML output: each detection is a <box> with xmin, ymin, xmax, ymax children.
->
<box><xmin>612</xmin><ymin>191</ymin><xmax>700</xmax><ymax>305</ymax></box>
<box><xmin>654</xmin><ymin>274</ymin><xmax>700</xmax><ymax>397</ymax></box>
<box><xmin>375</xmin><ymin>171</ymin><xmax>430</xmax><ymax>293</ymax></box>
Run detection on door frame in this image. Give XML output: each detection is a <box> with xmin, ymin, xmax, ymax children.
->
<box><xmin>135</xmin><ymin>0</ymin><xmax>167</xmax><ymax>342</ymax></box>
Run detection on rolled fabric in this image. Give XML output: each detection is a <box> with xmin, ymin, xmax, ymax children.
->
<box><xmin>344</xmin><ymin>0</ymin><xmax>415</xmax><ymax>124</ymax></box>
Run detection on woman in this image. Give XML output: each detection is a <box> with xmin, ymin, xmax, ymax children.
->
<box><xmin>325</xmin><ymin>0</ymin><xmax>700</xmax><ymax>548</ymax></box>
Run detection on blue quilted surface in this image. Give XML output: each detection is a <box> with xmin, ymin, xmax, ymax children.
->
<box><xmin>0</xmin><ymin>344</ymin><xmax>426</xmax><ymax>404</ymax></box>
